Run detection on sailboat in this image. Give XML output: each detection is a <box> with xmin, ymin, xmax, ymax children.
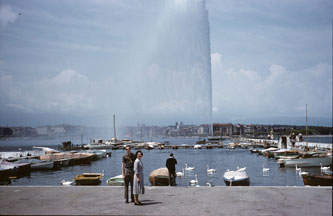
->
<box><xmin>280</xmin><ymin>105</ymin><xmax>332</xmax><ymax>167</ymax></box>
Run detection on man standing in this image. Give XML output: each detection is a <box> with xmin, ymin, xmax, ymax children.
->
<box><xmin>122</xmin><ymin>145</ymin><xmax>135</xmax><ymax>203</ymax></box>
<box><xmin>166</xmin><ymin>153</ymin><xmax>177</xmax><ymax>186</ymax></box>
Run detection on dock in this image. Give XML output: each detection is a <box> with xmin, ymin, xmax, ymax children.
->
<box><xmin>0</xmin><ymin>186</ymin><xmax>331</xmax><ymax>215</ymax></box>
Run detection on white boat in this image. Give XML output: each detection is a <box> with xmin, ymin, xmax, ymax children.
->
<box><xmin>106</xmin><ymin>175</ymin><xmax>124</xmax><ymax>186</ymax></box>
<box><xmin>83</xmin><ymin>150</ymin><xmax>107</xmax><ymax>160</ymax></box>
<box><xmin>84</xmin><ymin>143</ymin><xmax>113</xmax><ymax>149</ymax></box>
<box><xmin>193</xmin><ymin>144</ymin><xmax>202</xmax><ymax>149</ymax></box>
<box><xmin>282</xmin><ymin>154</ymin><xmax>332</xmax><ymax>168</ymax></box>
<box><xmin>223</xmin><ymin>167</ymin><xmax>250</xmax><ymax>186</ymax></box>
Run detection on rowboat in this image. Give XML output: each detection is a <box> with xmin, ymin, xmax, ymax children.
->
<box><xmin>223</xmin><ymin>167</ymin><xmax>250</xmax><ymax>186</ymax></box>
<box><xmin>73</xmin><ymin>173</ymin><xmax>102</xmax><ymax>185</ymax></box>
<box><xmin>149</xmin><ymin>168</ymin><xmax>169</xmax><ymax>186</ymax></box>
<box><xmin>302</xmin><ymin>174</ymin><xmax>332</xmax><ymax>186</ymax></box>
<box><xmin>106</xmin><ymin>175</ymin><xmax>124</xmax><ymax>186</ymax></box>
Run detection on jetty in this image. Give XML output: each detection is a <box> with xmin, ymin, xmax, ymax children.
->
<box><xmin>0</xmin><ymin>186</ymin><xmax>331</xmax><ymax>215</ymax></box>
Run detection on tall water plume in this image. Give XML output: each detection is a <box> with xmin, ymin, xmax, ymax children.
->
<box><xmin>120</xmin><ymin>0</ymin><xmax>212</xmax><ymax>125</ymax></box>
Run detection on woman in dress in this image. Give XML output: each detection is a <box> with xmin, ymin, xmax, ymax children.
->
<box><xmin>133</xmin><ymin>150</ymin><xmax>145</xmax><ymax>205</ymax></box>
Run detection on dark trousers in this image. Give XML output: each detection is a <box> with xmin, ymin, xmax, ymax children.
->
<box><xmin>124</xmin><ymin>171</ymin><xmax>134</xmax><ymax>201</ymax></box>
<box><xmin>168</xmin><ymin>171</ymin><xmax>176</xmax><ymax>186</ymax></box>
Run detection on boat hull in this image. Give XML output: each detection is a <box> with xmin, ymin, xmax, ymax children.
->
<box><xmin>302</xmin><ymin>175</ymin><xmax>333</xmax><ymax>186</ymax></box>
<box><xmin>223</xmin><ymin>178</ymin><xmax>250</xmax><ymax>186</ymax></box>
<box><xmin>283</xmin><ymin>156</ymin><xmax>332</xmax><ymax>168</ymax></box>
<box><xmin>149</xmin><ymin>168</ymin><xmax>169</xmax><ymax>186</ymax></box>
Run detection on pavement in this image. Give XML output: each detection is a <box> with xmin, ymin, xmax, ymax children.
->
<box><xmin>0</xmin><ymin>186</ymin><xmax>332</xmax><ymax>215</ymax></box>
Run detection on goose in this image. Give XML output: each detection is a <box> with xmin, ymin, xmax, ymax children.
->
<box><xmin>189</xmin><ymin>174</ymin><xmax>198</xmax><ymax>185</ymax></box>
<box><xmin>60</xmin><ymin>180</ymin><xmax>73</xmax><ymax>186</ymax></box>
<box><xmin>176</xmin><ymin>169</ymin><xmax>185</xmax><ymax>177</ymax></box>
<box><xmin>262</xmin><ymin>165</ymin><xmax>270</xmax><ymax>172</ymax></box>
<box><xmin>185</xmin><ymin>164</ymin><xmax>195</xmax><ymax>171</ymax></box>
<box><xmin>320</xmin><ymin>163</ymin><xmax>330</xmax><ymax>173</ymax></box>
<box><xmin>207</xmin><ymin>165</ymin><xmax>216</xmax><ymax>173</ymax></box>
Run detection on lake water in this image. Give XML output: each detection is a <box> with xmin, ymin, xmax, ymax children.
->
<box><xmin>0</xmin><ymin>136</ymin><xmax>331</xmax><ymax>186</ymax></box>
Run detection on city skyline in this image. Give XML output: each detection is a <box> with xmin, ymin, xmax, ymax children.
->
<box><xmin>0</xmin><ymin>0</ymin><xmax>332</xmax><ymax>127</ymax></box>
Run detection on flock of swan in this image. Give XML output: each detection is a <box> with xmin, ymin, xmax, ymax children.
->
<box><xmin>175</xmin><ymin>164</ymin><xmax>217</xmax><ymax>186</ymax></box>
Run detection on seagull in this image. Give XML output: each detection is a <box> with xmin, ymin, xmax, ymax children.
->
<box><xmin>189</xmin><ymin>174</ymin><xmax>198</xmax><ymax>185</ymax></box>
<box><xmin>60</xmin><ymin>180</ymin><xmax>73</xmax><ymax>186</ymax></box>
<box><xmin>207</xmin><ymin>165</ymin><xmax>216</xmax><ymax>173</ymax></box>
<box><xmin>176</xmin><ymin>169</ymin><xmax>185</xmax><ymax>177</ymax></box>
<box><xmin>185</xmin><ymin>164</ymin><xmax>195</xmax><ymax>171</ymax></box>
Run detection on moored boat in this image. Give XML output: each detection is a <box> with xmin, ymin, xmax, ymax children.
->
<box><xmin>302</xmin><ymin>174</ymin><xmax>333</xmax><ymax>186</ymax></box>
<box><xmin>223</xmin><ymin>167</ymin><xmax>250</xmax><ymax>186</ymax></box>
<box><xmin>73</xmin><ymin>173</ymin><xmax>102</xmax><ymax>185</ymax></box>
<box><xmin>14</xmin><ymin>159</ymin><xmax>54</xmax><ymax>171</ymax></box>
<box><xmin>149</xmin><ymin>168</ymin><xmax>169</xmax><ymax>186</ymax></box>
<box><xmin>106</xmin><ymin>175</ymin><xmax>124</xmax><ymax>186</ymax></box>
<box><xmin>281</xmin><ymin>153</ymin><xmax>332</xmax><ymax>168</ymax></box>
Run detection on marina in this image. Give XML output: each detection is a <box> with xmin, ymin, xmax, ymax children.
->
<box><xmin>0</xmin><ymin>136</ymin><xmax>331</xmax><ymax>187</ymax></box>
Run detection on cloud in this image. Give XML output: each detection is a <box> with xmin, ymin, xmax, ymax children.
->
<box><xmin>211</xmin><ymin>52</ymin><xmax>332</xmax><ymax>120</ymax></box>
<box><xmin>0</xmin><ymin>69</ymin><xmax>96</xmax><ymax>114</ymax></box>
<box><xmin>0</xmin><ymin>5</ymin><xmax>19</xmax><ymax>27</ymax></box>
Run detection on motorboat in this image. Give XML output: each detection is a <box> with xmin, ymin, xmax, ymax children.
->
<box><xmin>193</xmin><ymin>144</ymin><xmax>202</xmax><ymax>149</ymax></box>
<box><xmin>279</xmin><ymin>153</ymin><xmax>332</xmax><ymax>168</ymax></box>
<box><xmin>302</xmin><ymin>174</ymin><xmax>332</xmax><ymax>186</ymax></box>
<box><xmin>83</xmin><ymin>143</ymin><xmax>113</xmax><ymax>150</ymax></box>
<box><xmin>73</xmin><ymin>173</ymin><xmax>102</xmax><ymax>185</ymax></box>
<box><xmin>223</xmin><ymin>167</ymin><xmax>250</xmax><ymax>186</ymax></box>
<box><xmin>149</xmin><ymin>168</ymin><xmax>169</xmax><ymax>186</ymax></box>
<box><xmin>40</xmin><ymin>152</ymin><xmax>94</xmax><ymax>166</ymax></box>
<box><xmin>106</xmin><ymin>175</ymin><xmax>124</xmax><ymax>186</ymax></box>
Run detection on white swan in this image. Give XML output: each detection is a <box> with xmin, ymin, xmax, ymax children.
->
<box><xmin>298</xmin><ymin>168</ymin><xmax>309</xmax><ymax>176</ymax></box>
<box><xmin>237</xmin><ymin>167</ymin><xmax>246</xmax><ymax>172</ymax></box>
<box><xmin>262</xmin><ymin>165</ymin><xmax>270</xmax><ymax>172</ymax></box>
<box><xmin>206</xmin><ymin>182</ymin><xmax>213</xmax><ymax>187</ymax></box>
<box><xmin>320</xmin><ymin>163</ymin><xmax>330</xmax><ymax>173</ymax></box>
<box><xmin>60</xmin><ymin>180</ymin><xmax>73</xmax><ymax>186</ymax></box>
<box><xmin>207</xmin><ymin>165</ymin><xmax>216</xmax><ymax>173</ymax></box>
<box><xmin>190</xmin><ymin>174</ymin><xmax>198</xmax><ymax>185</ymax></box>
<box><xmin>176</xmin><ymin>169</ymin><xmax>185</xmax><ymax>177</ymax></box>
<box><xmin>185</xmin><ymin>164</ymin><xmax>195</xmax><ymax>171</ymax></box>
<box><xmin>295</xmin><ymin>164</ymin><xmax>301</xmax><ymax>173</ymax></box>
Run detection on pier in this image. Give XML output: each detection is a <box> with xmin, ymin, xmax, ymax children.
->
<box><xmin>0</xmin><ymin>186</ymin><xmax>331</xmax><ymax>215</ymax></box>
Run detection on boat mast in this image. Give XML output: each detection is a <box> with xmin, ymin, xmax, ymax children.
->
<box><xmin>305</xmin><ymin>104</ymin><xmax>308</xmax><ymax>151</ymax></box>
<box><xmin>113</xmin><ymin>114</ymin><xmax>117</xmax><ymax>141</ymax></box>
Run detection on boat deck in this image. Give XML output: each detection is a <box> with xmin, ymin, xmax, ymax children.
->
<box><xmin>0</xmin><ymin>186</ymin><xmax>331</xmax><ymax>215</ymax></box>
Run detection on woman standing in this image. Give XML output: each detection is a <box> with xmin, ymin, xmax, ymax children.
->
<box><xmin>133</xmin><ymin>150</ymin><xmax>145</xmax><ymax>205</ymax></box>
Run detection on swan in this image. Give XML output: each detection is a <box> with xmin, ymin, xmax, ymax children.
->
<box><xmin>60</xmin><ymin>180</ymin><xmax>73</xmax><ymax>186</ymax></box>
<box><xmin>102</xmin><ymin>170</ymin><xmax>105</xmax><ymax>177</ymax></box>
<box><xmin>262</xmin><ymin>165</ymin><xmax>270</xmax><ymax>172</ymax></box>
<box><xmin>176</xmin><ymin>169</ymin><xmax>185</xmax><ymax>177</ymax></box>
<box><xmin>295</xmin><ymin>164</ymin><xmax>301</xmax><ymax>173</ymax></box>
<box><xmin>207</xmin><ymin>165</ymin><xmax>216</xmax><ymax>173</ymax></box>
<box><xmin>320</xmin><ymin>163</ymin><xmax>330</xmax><ymax>173</ymax></box>
<box><xmin>206</xmin><ymin>182</ymin><xmax>213</xmax><ymax>187</ymax></box>
<box><xmin>189</xmin><ymin>174</ymin><xmax>198</xmax><ymax>185</ymax></box>
<box><xmin>237</xmin><ymin>167</ymin><xmax>246</xmax><ymax>172</ymax></box>
<box><xmin>185</xmin><ymin>164</ymin><xmax>195</xmax><ymax>171</ymax></box>
<box><xmin>298</xmin><ymin>168</ymin><xmax>309</xmax><ymax>176</ymax></box>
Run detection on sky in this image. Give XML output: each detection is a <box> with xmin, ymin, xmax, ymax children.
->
<box><xmin>0</xmin><ymin>0</ymin><xmax>332</xmax><ymax>127</ymax></box>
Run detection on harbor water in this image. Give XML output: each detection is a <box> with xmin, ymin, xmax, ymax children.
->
<box><xmin>0</xmin><ymin>136</ymin><xmax>332</xmax><ymax>187</ymax></box>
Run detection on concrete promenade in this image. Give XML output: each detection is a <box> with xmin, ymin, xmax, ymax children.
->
<box><xmin>0</xmin><ymin>186</ymin><xmax>332</xmax><ymax>215</ymax></box>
